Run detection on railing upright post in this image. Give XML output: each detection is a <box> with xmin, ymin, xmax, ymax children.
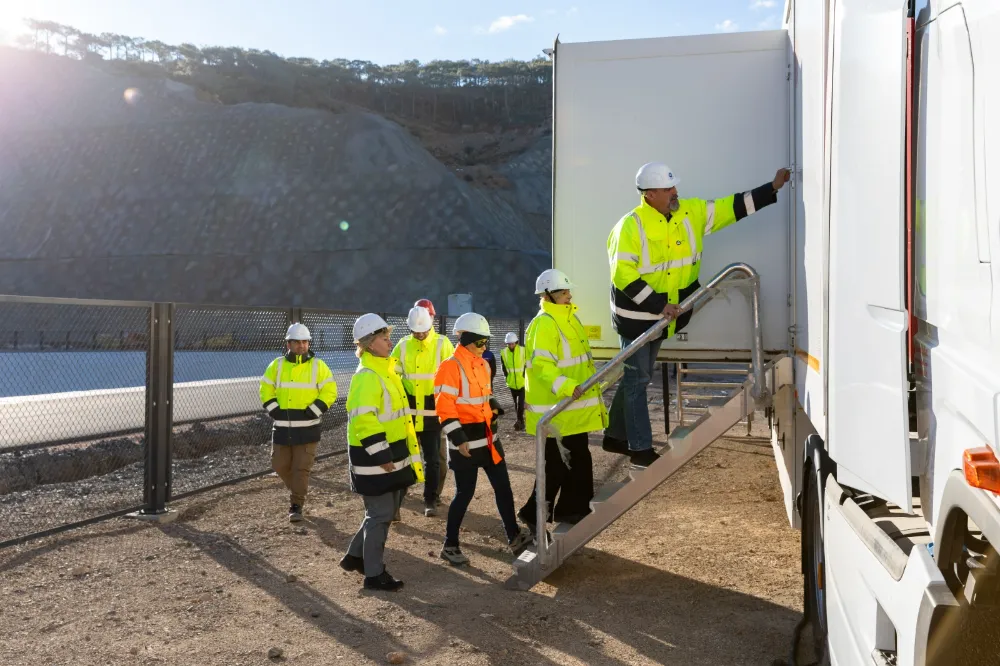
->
<box><xmin>142</xmin><ymin>302</ymin><xmax>175</xmax><ymax>515</ymax></box>
<box><xmin>661</xmin><ymin>362</ymin><xmax>670</xmax><ymax>434</ymax></box>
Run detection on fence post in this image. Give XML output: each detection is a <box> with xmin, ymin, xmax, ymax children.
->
<box><xmin>142</xmin><ymin>302</ymin><xmax>175</xmax><ymax>516</ymax></box>
<box><xmin>438</xmin><ymin>315</ymin><xmax>446</xmax><ymax>335</ymax></box>
<box><xmin>288</xmin><ymin>307</ymin><xmax>303</xmax><ymax>326</ymax></box>
<box><xmin>518</xmin><ymin>319</ymin><xmax>525</xmax><ymax>345</ymax></box>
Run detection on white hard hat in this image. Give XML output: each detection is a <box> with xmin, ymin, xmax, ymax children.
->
<box><xmin>504</xmin><ymin>332</ymin><xmax>518</xmax><ymax>344</ymax></box>
<box><xmin>453</xmin><ymin>312</ymin><xmax>491</xmax><ymax>337</ymax></box>
<box><xmin>353</xmin><ymin>313</ymin><xmax>391</xmax><ymax>342</ymax></box>
<box><xmin>406</xmin><ymin>306</ymin><xmax>433</xmax><ymax>333</ymax></box>
<box><xmin>285</xmin><ymin>322</ymin><xmax>311</xmax><ymax>341</ymax></box>
<box><xmin>535</xmin><ymin>268</ymin><xmax>574</xmax><ymax>295</ymax></box>
<box><xmin>636</xmin><ymin>162</ymin><xmax>680</xmax><ymax>190</ymax></box>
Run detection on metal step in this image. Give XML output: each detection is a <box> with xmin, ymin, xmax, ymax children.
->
<box><xmin>589</xmin><ymin>482</ymin><xmax>627</xmax><ymax>511</ymax></box>
<box><xmin>505</xmin><ymin>362</ymin><xmax>784</xmax><ymax>591</ymax></box>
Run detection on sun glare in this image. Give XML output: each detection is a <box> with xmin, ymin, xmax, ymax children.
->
<box><xmin>0</xmin><ymin>8</ymin><xmax>25</xmax><ymax>46</ymax></box>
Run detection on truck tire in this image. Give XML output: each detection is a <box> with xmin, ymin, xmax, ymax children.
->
<box><xmin>801</xmin><ymin>466</ymin><xmax>830</xmax><ymax>664</ymax></box>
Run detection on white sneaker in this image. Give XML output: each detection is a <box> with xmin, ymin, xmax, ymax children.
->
<box><xmin>440</xmin><ymin>546</ymin><xmax>470</xmax><ymax>566</ymax></box>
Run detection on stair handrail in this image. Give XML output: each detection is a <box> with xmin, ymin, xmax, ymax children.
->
<box><xmin>532</xmin><ymin>262</ymin><xmax>766</xmax><ymax>567</ymax></box>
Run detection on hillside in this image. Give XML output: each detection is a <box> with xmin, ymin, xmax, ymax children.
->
<box><xmin>0</xmin><ymin>47</ymin><xmax>553</xmax><ymax>316</ymax></box>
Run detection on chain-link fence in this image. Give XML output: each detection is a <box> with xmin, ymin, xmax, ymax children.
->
<box><xmin>0</xmin><ymin>294</ymin><xmax>532</xmax><ymax>547</ymax></box>
<box><xmin>0</xmin><ymin>296</ymin><xmax>152</xmax><ymax>546</ymax></box>
<box><xmin>169</xmin><ymin>305</ymin><xmax>290</xmax><ymax>497</ymax></box>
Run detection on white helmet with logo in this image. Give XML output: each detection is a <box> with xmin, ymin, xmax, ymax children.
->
<box><xmin>636</xmin><ymin>162</ymin><xmax>680</xmax><ymax>190</ymax></box>
<box><xmin>453</xmin><ymin>312</ymin><xmax>491</xmax><ymax>337</ymax></box>
<box><xmin>353</xmin><ymin>313</ymin><xmax>391</xmax><ymax>342</ymax></box>
<box><xmin>535</xmin><ymin>268</ymin><xmax>574</xmax><ymax>295</ymax></box>
<box><xmin>407</xmin><ymin>305</ymin><xmax>433</xmax><ymax>333</ymax></box>
<box><xmin>285</xmin><ymin>322</ymin><xmax>312</xmax><ymax>341</ymax></box>
<box><xmin>504</xmin><ymin>332</ymin><xmax>518</xmax><ymax>344</ymax></box>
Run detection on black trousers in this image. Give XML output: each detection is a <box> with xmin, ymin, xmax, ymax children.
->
<box><xmin>518</xmin><ymin>432</ymin><xmax>594</xmax><ymax>522</ymax></box>
<box><xmin>509</xmin><ymin>387</ymin><xmax>525</xmax><ymax>423</ymax></box>
<box><xmin>445</xmin><ymin>460</ymin><xmax>520</xmax><ymax>547</ymax></box>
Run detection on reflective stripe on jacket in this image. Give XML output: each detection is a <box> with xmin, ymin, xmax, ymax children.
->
<box><xmin>346</xmin><ymin>351</ymin><xmax>423</xmax><ymax>496</ymax></box>
<box><xmin>500</xmin><ymin>345</ymin><xmax>526</xmax><ymax>390</ymax></box>
<box><xmin>524</xmin><ymin>301</ymin><xmax>608</xmax><ymax>438</ymax></box>
<box><xmin>391</xmin><ymin>331</ymin><xmax>454</xmax><ymax>433</ymax></box>
<box><xmin>260</xmin><ymin>351</ymin><xmax>337</xmax><ymax>446</ymax></box>
<box><xmin>607</xmin><ymin>183</ymin><xmax>777</xmax><ymax>340</ymax></box>
<box><xmin>434</xmin><ymin>345</ymin><xmax>504</xmax><ymax>471</ymax></box>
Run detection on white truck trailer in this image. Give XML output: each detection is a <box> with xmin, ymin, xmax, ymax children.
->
<box><xmin>510</xmin><ymin>1</ymin><xmax>1000</xmax><ymax>663</ymax></box>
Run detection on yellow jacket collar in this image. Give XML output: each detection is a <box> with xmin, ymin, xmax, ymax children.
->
<box><xmin>541</xmin><ymin>300</ymin><xmax>578</xmax><ymax>321</ymax></box>
<box><xmin>638</xmin><ymin>198</ymin><xmax>669</xmax><ymax>222</ymax></box>
<box><xmin>361</xmin><ymin>351</ymin><xmax>395</xmax><ymax>375</ymax></box>
<box><xmin>409</xmin><ymin>330</ymin><xmax>438</xmax><ymax>347</ymax></box>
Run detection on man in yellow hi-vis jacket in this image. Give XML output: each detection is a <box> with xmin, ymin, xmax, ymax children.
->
<box><xmin>391</xmin><ymin>305</ymin><xmax>454</xmax><ymax>517</ymax></box>
<box><xmin>500</xmin><ymin>332</ymin><xmax>526</xmax><ymax>430</ymax></box>
<box><xmin>604</xmin><ymin>162</ymin><xmax>790</xmax><ymax>468</ymax></box>
<box><xmin>260</xmin><ymin>322</ymin><xmax>338</xmax><ymax>522</ymax></box>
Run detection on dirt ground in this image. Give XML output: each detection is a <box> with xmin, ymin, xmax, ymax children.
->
<box><xmin>0</xmin><ymin>395</ymin><xmax>803</xmax><ymax>666</ymax></box>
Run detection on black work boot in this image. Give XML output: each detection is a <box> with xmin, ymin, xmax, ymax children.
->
<box><xmin>630</xmin><ymin>449</ymin><xmax>661</xmax><ymax>469</ymax></box>
<box><xmin>602</xmin><ymin>435</ymin><xmax>629</xmax><ymax>455</ymax></box>
<box><xmin>364</xmin><ymin>569</ymin><xmax>404</xmax><ymax>591</ymax></box>
<box><xmin>339</xmin><ymin>553</ymin><xmax>364</xmax><ymax>574</ymax></box>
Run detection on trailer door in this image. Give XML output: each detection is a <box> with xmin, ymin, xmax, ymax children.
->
<box><xmin>826</xmin><ymin>0</ymin><xmax>912</xmax><ymax>509</ymax></box>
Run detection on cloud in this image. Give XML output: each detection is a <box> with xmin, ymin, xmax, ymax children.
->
<box><xmin>715</xmin><ymin>19</ymin><xmax>739</xmax><ymax>32</ymax></box>
<box><xmin>488</xmin><ymin>14</ymin><xmax>534</xmax><ymax>33</ymax></box>
<box><xmin>751</xmin><ymin>0</ymin><xmax>776</xmax><ymax>8</ymax></box>
<box><xmin>567</xmin><ymin>6</ymin><xmax>579</xmax><ymax>15</ymax></box>
<box><xmin>757</xmin><ymin>14</ymin><xmax>780</xmax><ymax>29</ymax></box>
<box><xmin>432</xmin><ymin>25</ymin><xmax>447</xmax><ymax>36</ymax></box>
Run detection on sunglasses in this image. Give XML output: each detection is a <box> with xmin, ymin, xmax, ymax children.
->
<box><xmin>473</xmin><ymin>339</ymin><xmax>489</xmax><ymax>348</ymax></box>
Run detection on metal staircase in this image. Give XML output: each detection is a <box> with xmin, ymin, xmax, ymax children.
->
<box><xmin>505</xmin><ymin>263</ymin><xmax>790</xmax><ymax>591</ymax></box>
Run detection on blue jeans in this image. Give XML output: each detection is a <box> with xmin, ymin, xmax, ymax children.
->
<box><xmin>605</xmin><ymin>335</ymin><xmax>663</xmax><ymax>452</ymax></box>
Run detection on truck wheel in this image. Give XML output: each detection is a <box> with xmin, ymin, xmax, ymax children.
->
<box><xmin>802</xmin><ymin>466</ymin><xmax>830</xmax><ymax>665</ymax></box>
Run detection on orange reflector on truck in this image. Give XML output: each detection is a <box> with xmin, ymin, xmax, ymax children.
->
<box><xmin>963</xmin><ymin>447</ymin><xmax>1000</xmax><ymax>494</ymax></box>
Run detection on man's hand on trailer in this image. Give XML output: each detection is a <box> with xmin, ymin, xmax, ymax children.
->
<box><xmin>772</xmin><ymin>167</ymin><xmax>791</xmax><ymax>191</ymax></box>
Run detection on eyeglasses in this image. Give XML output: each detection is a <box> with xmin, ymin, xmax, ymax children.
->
<box><xmin>473</xmin><ymin>339</ymin><xmax>489</xmax><ymax>348</ymax></box>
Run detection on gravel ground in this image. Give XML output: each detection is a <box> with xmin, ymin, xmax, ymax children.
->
<box><xmin>0</xmin><ymin>378</ymin><xmax>803</xmax><ymax>666</ymax></box>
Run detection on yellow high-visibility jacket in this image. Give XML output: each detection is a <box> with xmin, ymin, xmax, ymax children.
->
<box><xmin>500</xmin><ymin>345</ymin><xmax>526</xmax><ymax>390</ymax></box>
<box><xmin>346</xmin><ymin>351</ymin><xmax>424</xmax><ymax>496</ymax></box>
<box><xmin>608</xmin><ymin>183</ymin><xmax>778</xmax><ymax>340</ymax></box>
<box><xmin>391</xmin><ymin>331</ymin><xmax>454</xmax><ymax>432</ymax></box>
<box><xmin>524</xmin><ymin>300</ymin><xmax>608</xmax><ymax>437</ymax></box>
<box><xmin>260</xmin><ymin>351</ymin><xmax>337</xmax><ymax>446</ymax></box>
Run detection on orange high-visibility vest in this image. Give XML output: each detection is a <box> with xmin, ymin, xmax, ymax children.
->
<box><xmin>434</xmin><ymin>345</ymin><xmax>502</xmax><ymax>466</ymax></box>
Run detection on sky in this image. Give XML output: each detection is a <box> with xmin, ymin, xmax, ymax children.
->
<box><xmin>0</xmin><ymin>1</ymin><xmax>786</xmax><ymax>65</ymax></box>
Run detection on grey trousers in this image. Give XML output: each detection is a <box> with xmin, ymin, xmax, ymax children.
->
<box><xmin>347</xmin><ymin>490</ymin><xmax>403</xmax><ymax>578</ymax></box>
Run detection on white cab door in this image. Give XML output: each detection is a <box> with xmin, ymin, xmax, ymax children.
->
<box><xmin>826</xmin><ymin>0</ymin><xmax>912</xmax><ymax>509</ymax></box>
